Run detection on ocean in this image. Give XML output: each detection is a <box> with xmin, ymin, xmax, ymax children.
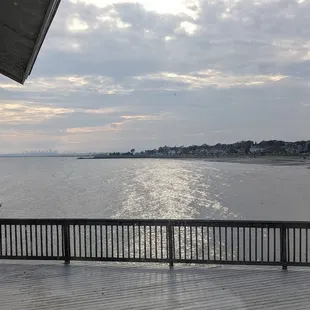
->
<box><xmin>0</xmin><ymin>157</ymin><xmax>309</xmax><ymax>221</ymax></box>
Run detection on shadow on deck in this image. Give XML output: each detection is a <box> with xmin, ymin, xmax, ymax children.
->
<box><xmin>0</xmin><ymin>262</ymin><xmax>310</xmax><ymax>309</ymax></box>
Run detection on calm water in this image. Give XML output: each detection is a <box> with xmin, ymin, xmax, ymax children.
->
<box><xmin>0</xmin><ymin>157</ymin><xmax>309</xmax><ymax>221</ymax></box>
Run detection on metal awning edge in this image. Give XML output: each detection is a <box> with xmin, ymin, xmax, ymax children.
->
<box><xmin>21</xmin><ymin>0</ymin><xmax>61</xmax><ymax>84</ymax></box>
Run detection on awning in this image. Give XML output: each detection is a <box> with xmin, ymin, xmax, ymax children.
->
<box><xmin>0</xmin><ymin>0</ymin><xmax>61</xmax><ymax>84</ymax></box>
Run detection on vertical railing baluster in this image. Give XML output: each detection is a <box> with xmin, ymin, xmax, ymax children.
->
<box><xmin>149</xmin><ymin>226</ymin><xmax>152</xmax><ymax>260</ymax></box>
<box><xmin>219</xmin><ymin>226</ymin><xmax>222</xmax><ymax>260</ymax></box>
<box><xmin>190</xmin><ymin>226</ymin><xmax>193</xmax><ymax>260</ymax></box>
<box><xmin>299</xmin><ymin>228</ymin><xmax>302</xmax><ymax>263</ymax></box>
<box><xmin>177</xmin><ymin>226</ymin><xmax>181</xmax><ymax>260</ymax></box>
<box><xmin>11</xmin><ymin>225</ymin><xmax>15</xmax><ymax>257</ymax></box>
<box><xmin>57</xmin><ymin>225</ymin><xmax>60</xmax><ymax>258</ymax></box>
<box><xmin>184</xmin><ymin>225</ymin><xmax>187</xmax><ymax>260</ymax></box>
<box><xmin>243</xmin><ymin>227</ymin><xmax>245</xmax><ymax>262</ymax></box>
<box><xmin>25</xmin><ymin>225</ymin><xmax>28</xmax><ymax>257</ymax></box>
<box><xmin>237</xmin><ymin>227</ymin><xmax>240</xmax><ymax>261</ymax></box>
<box><xmin>45</xmin><ymin>225</ymin><xmax>48</xmax><ymax>257</ymax></box>
<box><xmin>10</xmin><ymin>225</ymin><xmax>13</xmax><ymax>256</ymax></box>
<box><xmin>121</xmin><ymin>225</ymin><xmax>124</xmax><ymax>258</ymax></box>
<box><xmin>84</xmin><ymin>224</ymin><xmax>87</xmax><ymax>258</ymax></box>
<box><xmin>261</xmin><ymin>226</ymin><xmax>263</xmax><ymax>262</ymax></box>
<box><xmin>155</xmin><ymin>225</ymin><xmax>157</xmax><ymax>260</ymax></box>
<box><xmin>139</xmin><ymin>224</ymin><xmax>142</xmax><ymax>259</ymax></box>
<box><xmin>116</xmin><ymin>225</ymin><xmax>120</xmax><ymax>259</ymax></box>
<box><xmin>100</xmin><ymin>225</ymin><xmax>103</xmax><ymax>258</ymax></box>
<box><xmin>195</xmin><ymin>226</ymin><xmax>198</xmax><ymax>260</ymax></box>
<box><xmin>79</xmin><ymin>225</ymin><xmax>82</xmax><ymax>258</ymax></box>
<box><xmin>207</xmin><ymin>226</ymin><xmax>210</xmax><ymax>261</ymax></box>
<box><xmin>306</xmin><ymin>228</ymin><xmax>308</xmax><ymax>264</ymax></box>
<box><xmin>29</xmin><ymin>225</ymin><xmax>33</xmax><ymax>257</ymax></box>
<box><xmin>34</xmin><ymin>225</ymin><xmax>37</xmax><ymax>257</ymax></box>
<box><xmin>95</xmin><ymin>225</ymin><xmax>98</xmax><ymax>258</ymax></box>
<box><xmin>5</xmin><ymin>225</ymin><xmax>8</xmax><ymax>257</ymax></box>
<box><xmin>160</xmin><ymin>225</ymin><xmax>163</xmax><ymax>259</ymax></box>
<box><xmin>213</xmin><ymin>225</ymin><xmax>216</xmax><ymax>261</ymax></box>
<box><xmin>273</xmin><ymin>228</ymin><xmax>276</xmax><ymax>262</ymax></box>
<box><xmin>73</xmin><ymin>225</ymin><xmax>76</xmax><ymax>258</ymax></box>
<box><xmin>89</xmin><ymin>225</ymin><xmax>92</xmax><ymax>258</ymax></box>
<box><xmin>144</xmin><ymin>225</ymin><xmax>147</xmax><ymax>260</ymax></box>
<box><xmin>202</xmin><ymin>226</ymin><xmax>205</xmax><ymax>261</ymax></box>
<box><xmin>20</xmin><ymin>225</ymin><xmax>23</xmax><ymax>257</ymax></box>
<box><xmin>255</xmin><ymin>227</ymin><xmax>257</xmax><ymax>262</ymax></box>
<box><xmin>133</xmin><ymin>225</ymin><xmax>136</xmax><ymax>259</ymax></box>
<box><xmin>128</xmin><ymin>225</ymin><xmax>131</xmax><ymax>259</ymax></box>
<box><xmin>249</xmin><ymin>226</ymin><xmax>252</xmax><ymax>262</ymax></box>
<box><xmin>4</xmin><ymin>225</ymin><xmax>8</xmax><ymax>256</ymax></box>
<box><xmin>293</xmin><ymin>228</ymin><xmax>296</xmax><ymax>263</ymax></box>
<box><xmin>105</xmin><ymin>225</ymin><xmax>108</xmax><ymax>258</ymax></box>
<box><xmin>225</xmin><ymin>226</ymin><xmax>228</xmax><ymax>261</ymax></box>
<box><xmin>50</xmin><ymin>225</ymin><xmax>53</xmax><ymax>257</ymax></box>
<box><xmin>231</xmin><ymin>227</ymin><xmax>234</xmax><ymax>262</ymax></box>
<box><xmin>267</xmin><ymin>227</ymin><xmax>270</xmax><ymax>262</ymax></box>
<box><xmin>15</xmin><ymin>225</ymin><xmax>18</xmax><ymax>256</ymax></box>
<box><xmin>111</xmin><ymin>225</ymin><xmax>114</xmax><ymax>258</ymax></box>
<box><xmin>40</xmin><ymin>225</ymin><xmax>43</xmax><ymax>257</ymax></box>
<box><xmin>287</xmin><ymin>228</ymin><xmax>290</xmax><ymax>263</ymax></box>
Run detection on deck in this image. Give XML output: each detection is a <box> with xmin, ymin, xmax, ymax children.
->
<box><xmin>0</xmin><ymin>262</ymin><xmax>310</xmax><ymax>309</ymax></box>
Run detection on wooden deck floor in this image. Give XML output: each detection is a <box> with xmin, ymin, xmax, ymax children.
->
<box><xmin>0</xmin><ymin>262</ymin><xmax>310</xmax><ymax>309</ymax></box>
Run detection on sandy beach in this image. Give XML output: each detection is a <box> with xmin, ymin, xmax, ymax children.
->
<box><xmin>201</xmin><ymin>156</ymin><xmax>310</xmax><ymax>167</ymax></box>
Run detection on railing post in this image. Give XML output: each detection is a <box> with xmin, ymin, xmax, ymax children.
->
<box><xmin>62</xmin><ymin>223</ymin><xmax>71</xmax><ymax>264</ymax></box>
<box><xmin>280</xmin><ymin>225</ymin><xmax>287</xmax><ymax>270</ymax></box>
<box><xmin>167</xmin><ymin>221</ymin><xmax>174</xmax><ymax>268</ymax></box>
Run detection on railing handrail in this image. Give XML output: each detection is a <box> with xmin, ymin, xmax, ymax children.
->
<box><xmin>1</xmin><ymin>218</ymin><xmax>310</xmax><ymax>228</ymax></box>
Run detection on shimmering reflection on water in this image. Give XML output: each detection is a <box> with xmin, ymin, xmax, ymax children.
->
<box><xmin>114</xmin><ymin>159</ymin><xmax>240</xmax><ymax>219</ymax></box>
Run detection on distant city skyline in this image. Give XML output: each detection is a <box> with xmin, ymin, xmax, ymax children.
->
<box><xmin>1</xmin><ymin>0</ymin><xmax>310</xmax><ymax>153</ymax></box>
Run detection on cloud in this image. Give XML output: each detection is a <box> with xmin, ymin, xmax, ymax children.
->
<box><xmin>34</xmin><ymin>0</ymin><xmax>310</xmax><ymax>80</ymax></box>
<box><xmin>0</xmin><ymin>100</ymin><xmax>126</xmax><ymax>126</ymax></box>
<box><xmin>178</xmin><ymin>21</ymin><xmax>199</xmax><ymax>35</ymax></box>
<box><xmin>65</xmin><ymin>112</ymin><xmax>170</xmax><ymax>134</ymax></box>
<box><xmin>0</xmin><ymin>101</ymin><xmax>73</xmax><ymax>124</ymax></box>
<box><xmin>66</xmin><ymin>124</ymin><xmax>119</xmax><ymax>133</ymax></box>
<box><xmin>96</xmin><ymin>7</ymin><xmax>132</xmax><ymax>29</ymax></box>
<box><xmin>68</xmin><ymin>16</ymin><xmax>90</xmax><ymax>31</ymax></box>
<box><xmin>135</xmin><ymin>70</ymin><xmax>287</xmax><ymax>89</ymax></box>
<box><xmin>121</xmin><ymin>114</ymin><xmax>169</xmax><ymax>121</ymax></box>
<box><xmin>70</xmin><ymin>0</ymin><xmax>200</xmax><ymax>16</ymax></box>
<box><xmin>83</xmin><ymin>107</ymin><xmax>124</xmax><ymax>114</ymax></box>
<box><xmin>0</xmin><ymin>76</ymin><xmax>133</xmax><ymax>95</ymax></box>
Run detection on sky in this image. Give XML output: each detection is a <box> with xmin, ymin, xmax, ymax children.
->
<box><xmin>1</xmin><ymin>0</ymin><xmax>310</xmax><ymax>153</ymax></box>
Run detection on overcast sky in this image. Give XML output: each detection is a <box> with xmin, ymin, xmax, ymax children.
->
<box><xmin>1</xmin><ymin>0</ymin><xmax>310</xmax><ymax>153</ymax></box>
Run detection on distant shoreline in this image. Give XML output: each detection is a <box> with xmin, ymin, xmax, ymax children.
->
<box><xmin>77</xmin><ymin>155</ymin><xmax>310</xmax><ymax>167</ymax></box>
<box><xmin>1</xmin><ymin>155</ymin><xmax>309</xmax><ymax>167</ymax></box>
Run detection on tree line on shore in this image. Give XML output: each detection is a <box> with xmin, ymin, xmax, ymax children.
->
<box><xmin>100</xmin><ymin>140</ymin><xmax>310</xmax><ymax>158</ymax></box>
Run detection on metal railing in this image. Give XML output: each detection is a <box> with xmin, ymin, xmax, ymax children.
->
<box><xmin>1</xmin><ymin>219</ymin><xmax>310</xmax><ymax>269</ymax></box>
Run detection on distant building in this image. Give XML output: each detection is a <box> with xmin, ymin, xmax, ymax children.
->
<box><xmin>250</xmin><ymin>146</ymin><xmax>264</xmax><ymax>154</ymax></box>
